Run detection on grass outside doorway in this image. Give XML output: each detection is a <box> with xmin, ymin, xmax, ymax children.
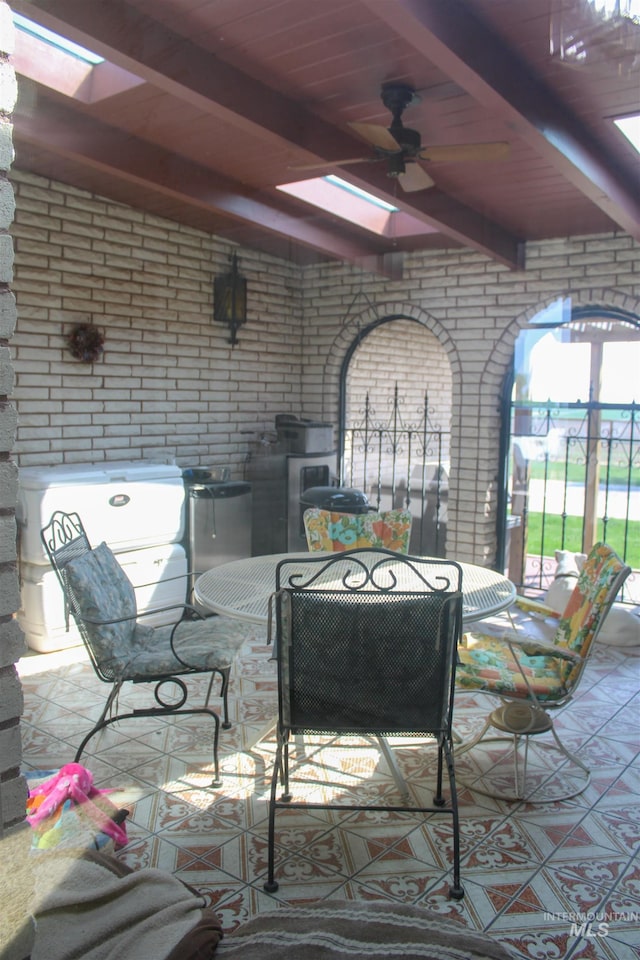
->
<box><xmin>526</xmin><ymin>513</ymin><xmax>640</xmax><ymax>569</ymax></box>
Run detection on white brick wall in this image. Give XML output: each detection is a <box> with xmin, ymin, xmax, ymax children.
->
<box><xmin>11</xmin><ymin>169</ymin><xmax>305</xmax><ymax>474</ymax></box>
<box><xmin>9</xmin><ymin>169</ymin><xmax>640</xmax><ymax>560</ymax></box>
<box><xmin>300</xmin><ymin>240</ymin><xmax>640</xmax><ymax>564</ymax></box>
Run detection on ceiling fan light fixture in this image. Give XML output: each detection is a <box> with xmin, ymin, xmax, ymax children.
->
<box><xmin>289</xmin><ymin>83</ymin><xmax>508</xmax><ymax>193</ymax></box>
<box><xmin>387</xmin><ymin>152</ymin><xmax>407</xmax><ymax>177</ymax></box>
<box><xmin>550</xmin><ymin>0</ymin><xmax>640</xmax><ymax>70</ymax></box>
<box><xmin>587</xmin><ymin>0</ymin><xmax>640</xmax><ymax>22</ymax></box>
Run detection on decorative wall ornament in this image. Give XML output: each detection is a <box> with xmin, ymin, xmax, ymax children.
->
<box><xmin>67</xmin><ymin>324</ymin><xmax>105</xmax><ymax>363</ymax></box>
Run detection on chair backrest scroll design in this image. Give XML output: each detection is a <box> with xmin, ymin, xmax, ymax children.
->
<box><xmin>275</xmin><ymin>548</ymin><xmax>463</xmax><ymax>738</ymax></box>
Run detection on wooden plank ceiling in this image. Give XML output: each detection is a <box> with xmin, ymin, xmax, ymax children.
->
<box><xmin>10</xmin><ymin>0</ymin><xmax>640</xmax><ymax>273</ymax></box>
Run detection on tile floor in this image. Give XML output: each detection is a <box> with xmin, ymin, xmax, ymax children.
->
<box><xmin>18</xmin><ymin>628</ymin><xmax>640</xmax><ymax>960</ymax></box>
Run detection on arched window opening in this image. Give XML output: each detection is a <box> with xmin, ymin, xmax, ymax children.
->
<box><xmin>503</xmin><ymin>302</ymin><xmax>639</xmax><ymax>602</ymax></box>
<box><xmin>340</xmin><ymin>317</ymin><xmax>452</xmax><ymax>556</ymax></box>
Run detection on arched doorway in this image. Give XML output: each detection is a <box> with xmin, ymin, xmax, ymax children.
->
<box><xmin>340</xmin><ymin>316</ymin><xmax>452</xmax><ymax>555</ymax></box>
<box><xmin>501</xmin><ymin>301</ymin><xmax>639</xmax><ymax>599</ymax></box>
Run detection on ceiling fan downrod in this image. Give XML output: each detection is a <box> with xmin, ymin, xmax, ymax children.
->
<box><xmin>381</xmin><ymin>83</ymin><xmax>421</xmax><ymax>152</ymax></box>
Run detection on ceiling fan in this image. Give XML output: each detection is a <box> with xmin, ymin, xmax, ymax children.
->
<box><xmin>295</xmin><ymin>83</ymin><xmax>510</xmax><ymax>193</ymax></box>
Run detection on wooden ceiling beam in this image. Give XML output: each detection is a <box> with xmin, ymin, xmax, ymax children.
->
<box><xmin>343</xmin><ymin>165</ymin><xmax>525</xmax><ymax>270</ymax></box>
<box><xmin>13</xmin><ymin>95</ymin><xmax>388</xmax><ymax>267</ymax></box>
<box><xmin>17</xmin><ymin>0</ymin><xmax>523</xmax><ymax>267</ymax></box>
<box><xmin>361</xmin><ymin>0</ymin><xmax>640</xmax><ymax>240</ymax></box>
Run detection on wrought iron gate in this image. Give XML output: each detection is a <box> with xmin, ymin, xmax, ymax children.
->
<box><xmin>342</xmin><ymin>383</ymin><xmax>450</xmax><ymax>556</ymax></box>
<box><xmin>506</xmin><ymin>398</ymin><xmax>639</xmax><ymax>598</ymax></box>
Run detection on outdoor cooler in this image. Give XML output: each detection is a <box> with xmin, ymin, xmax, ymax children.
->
<box><xmin>17</xmin><ymin>460</ymin><xmax>188</xmax><ymax>652</ymax></box>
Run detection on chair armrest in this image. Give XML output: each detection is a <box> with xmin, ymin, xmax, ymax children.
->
<box><xmin>80</xmin><ymin>603</ymin><xmax>199</xmax><ymax>626</ymax></box>
<box><xmin>78</xmin><ymin>611</ymin><xmax>139</xmax><ymax>625</ymax></box>
<box><xmin>506</xmin><ymin>634</ymin><xmax>581</xmax><ymax>663</ymax></box>
<box><xmin>515</xmin><ymin>596</ymin><xmax>561</xmax><ymax>619</ymax></box>
<box><xmin>133</xmin><ymin>571</ymin><xmax>194</xmax><ymax>589</ymax></box>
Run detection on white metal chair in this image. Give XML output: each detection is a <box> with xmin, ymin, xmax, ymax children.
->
<box><xmin>455</xmin><ymin>542</ymin><xmax>631</xmax><ymax>801</ymax></box>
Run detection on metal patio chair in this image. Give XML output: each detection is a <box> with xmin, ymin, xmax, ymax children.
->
<box><xmin>303</xmin><ymin>507</ymin><xmax>413</xmax><ymax>553</ymax></box>
<box><xmin>41</xmin><ymin>510</ymin><xmax>250</xmax><ymax>783</ymax></box>
<box><xmin>455</xmin><ymin>542</ymin><xmax>631</xmax><ymax>801</ymax></box>
<box><xmin>264</xmin><ymin>547</ymin><xmax>464</xmax><ymax>899</ymax></box>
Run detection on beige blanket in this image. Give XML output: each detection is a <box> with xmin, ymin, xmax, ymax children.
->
<box><xmin>31</xmin><ymin>851</ymin><xmax>222</xmax><ymax>960</ymax></box>
<box><xmin>31</xmin><ymin>852</ymin><xmax>514</xmax><ymax>960</ymax></box>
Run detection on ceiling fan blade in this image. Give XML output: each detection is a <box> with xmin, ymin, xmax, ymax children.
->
<box><xmin>289</xmin><ymin>156</ymin><xmax>371</xmax><ymax>172</ymax></box>
<box><xmin>398</xmin><ymin>163</ymin><xmax>435</xmax><ymax>192</ymax></box>
<box><xmin>418</xmin><ymin>141</ymin><xmax>510</xmax><ymax>164</ymax></box>
<box><xmin>349</xmin><ymin>121</ymin><xmax>401</xmax><ymax>152</ymax></box>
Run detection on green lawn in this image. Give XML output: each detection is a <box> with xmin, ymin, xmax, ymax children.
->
<box><xmin>525</xmin><ymin>513</ymin><xmax>640</xmax><ymax>569</ymax></box>
<box><xmin>528</xmin><ymin>460</ymin><xmax>639</xmax><ymax>488</ymax></box>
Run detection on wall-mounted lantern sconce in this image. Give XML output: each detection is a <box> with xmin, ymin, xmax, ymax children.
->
<box><xmin>214</xmin><ymin>253</ymin><xmax>247</xmax><ymax>346</ymax></box>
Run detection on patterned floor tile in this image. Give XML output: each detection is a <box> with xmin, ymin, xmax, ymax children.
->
<box><xmin>340</xmin><ymin>861</ymin><xmax>444</xmax><ymax>903</ymax></box>
<box><xmin>200</xmin><ymin>881</ymin><xmax>295</xmax><ymax>934</ymax></box>
<box><xmin>515</xmin><ymin>810</ymin><xmax>624</xmax><ymax>861</ymax></box>
<box><xmin>20</xmin><ymin>724</ymin><xmax>84</xmax><ymax>771</ymax></box>
<box><xmin>542</xmin><ymin>859</ymin><xmax>628</xmax><ymax>916</ymax></box>
<box><xmin>17</xmin><ymin>637</ymin><xmax>639</xmax><ymax>960</ymax></box>
<box><xmin>575</xmin><ymin>811</ymin><xmax>640</xmax><ymax>859</ymax></box>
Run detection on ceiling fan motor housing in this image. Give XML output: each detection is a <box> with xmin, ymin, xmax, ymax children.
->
<box><xmin>389</xmin><ymin>124</ymin><xmax>421</xmax><ymax>153</ymax></box>
<box><xmin>381</xmin><ymin>82</ymin><xmax>419</xmax><ymax>120</ymax></box>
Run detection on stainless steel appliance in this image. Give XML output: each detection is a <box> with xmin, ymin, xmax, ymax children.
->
<box><xmin>247</xmin><ymin>415</ymin><xmax>337</xmax><ymax>555</ymax></box>
<box><xmin>247</xmin><ymin>451</ymin><xmax>338</xmax><ymax>554</ymax></box>
<box><xmin>183</xmin><ymin>476</ymin><xmax>252</xmax><ymax>612</ymax></box>
<box><xmin>274</xmin><ymin>415</ymin><xmax>334</xmax><ymax>454</ymax></box>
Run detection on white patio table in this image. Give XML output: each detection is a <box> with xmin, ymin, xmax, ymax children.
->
<box><xmin>194</xmin><ymin>551</ymin><xmax>516</xmax><ymax>626</ymax></box>
<box><xmin>195</xmin><ymin>551</ymin><xmax>516</xmax><ymax>784</ymax></box>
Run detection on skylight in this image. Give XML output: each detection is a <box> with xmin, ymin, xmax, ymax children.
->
<box><xmin>323</xmin><ymin>175</ymin><xmax>398</xmax><ymax>212</ymax></box>
<box><xmin>13</xmin><ymin>12</ymin><xmax>104</xmax><ymax>64</ymax></box>
<box><xmin>277</xmin><ymin>175</ymin><xmax>434</xmax><ymax>239</ymax></box>
<box><xmin>12</xmin><ymin>13</ymin><xmax>144</xmax><ymax>104</ymax></box>
<box><xmin>614</xmin><ymin>114</ymin><xmax>640</xmax><ymax>153</ymax></box>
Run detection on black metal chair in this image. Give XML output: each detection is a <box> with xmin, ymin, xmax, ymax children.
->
<box><xmin>41</xmin><ymin>510</ymin><xmax>250</xmax><ymax>784</ymax></box>
<box><xmin>264</xmin><ymin>547</ymin><xmax>464</xmax><ymax>899</ymax></box>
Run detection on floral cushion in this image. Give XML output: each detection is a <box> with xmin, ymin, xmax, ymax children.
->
<box><xmin>456</xmin><ymin>633</ymin><xmax>569</xmax><ymax>700</ymax></box>
<box><xmin>456</xmin><ymin>542</ymin><xmax>628</xmax><ymax>701</ymax></box>
<box><xmin>552</xmin><ymin>542</ymin><xmax>627</xmax><ymax>677</ymax></box>
<box><xmin>303</xmin><ymin>508</ymin><xmax>412</xmax><ymax>554</ymax></box>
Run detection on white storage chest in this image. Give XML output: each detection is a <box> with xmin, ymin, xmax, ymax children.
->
<box><xmin>19</xmin><ymin>543</ymin><xmax>188</xmax><ymax>653</ymax></box>
<box><xmin>17</xmin><ymin>460</ymin><xmax>188</xmax><ymax>652</ymax></box>
<box><xmin>18</xmin><ymin>460</ymin><xmax>185</xmax><ymax>565</ymax></box>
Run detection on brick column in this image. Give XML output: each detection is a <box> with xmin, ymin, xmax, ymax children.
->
<box><xmin>0</xmin><ymin>5</ymin><xmax>34</xmax><ymax>958</ymax></box>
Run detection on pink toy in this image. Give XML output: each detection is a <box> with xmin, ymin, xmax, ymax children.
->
<box><xmin>27</xmin><ymin>762</ymin><xmax>128</xmax><ymax>847</ymax></box>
